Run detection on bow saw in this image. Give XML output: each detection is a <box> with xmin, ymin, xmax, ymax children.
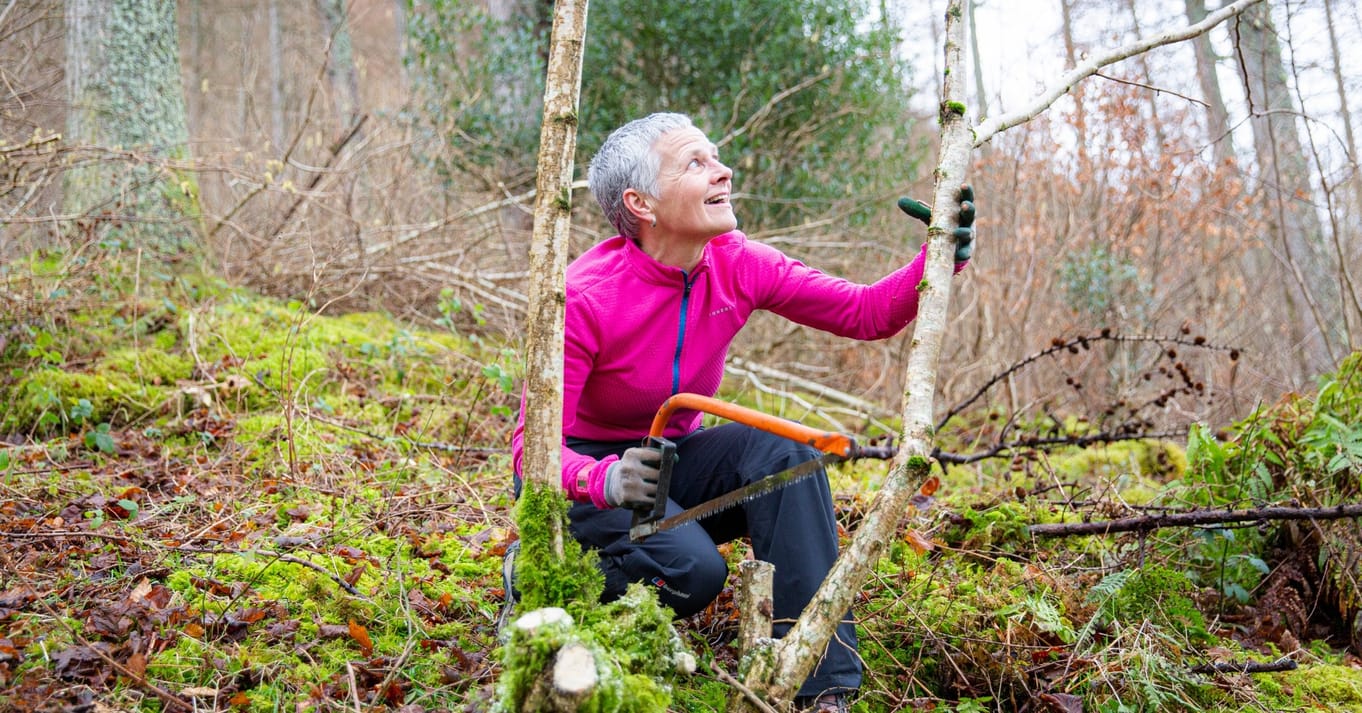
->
<box><xmin>629</xmin><ymin>393</ymin><xmax>938</xmax><ymax>541</ymax></box>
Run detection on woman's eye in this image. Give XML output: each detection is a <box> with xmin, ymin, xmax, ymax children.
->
<box><xmin>688</xmin><ymin>158</ymin><xmax>701</xmax><ymax>169</ymax></box>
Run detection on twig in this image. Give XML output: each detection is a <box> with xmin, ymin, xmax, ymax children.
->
<box><xmin>0</xmin><ymin>549</ymin><xmax>195</xmax><ymax>712</ymax></box>
<box><xmin>0</xmin><ymin>530</ymin><xmax>368</xmax><ymax>598</ymax></box>
<box><xmin>934</xmin><ymin>429</ymin><xmax>1188</xmax><ymax>465</ymax></box>
<box><xmin>1028</xmin><ymin>503</ymin><xmax>1362</xmax><ymax>537</ymax></box>
<box><xmin>936</xmin><ymin>332</ymin><xmax>1235</xmax><ymax>432</ymax></box>
<box><xmin>709</xmin><ymin>663</ymin><xmax>779</xmax><ymax>713</ymax></box>
<box><xmin>1190</xmin><ymin>656</ymin><xmax>1298</xmax><ymax>675</ymax></box>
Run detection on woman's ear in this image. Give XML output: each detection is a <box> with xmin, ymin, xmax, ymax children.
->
<box><xmin>622</xmin><ymin>188</ymin><xmax>654</xmax><ymax>226</ymax></box>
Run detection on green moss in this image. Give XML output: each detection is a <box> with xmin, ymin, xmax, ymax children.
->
<box><xmin>945</xmin><ymin>100</ymin><xmax>967</xmax><ymax>115</ymax></box>
<box><xmin>4</xmin><ymin>368</ymin><xmax>164</xmax><ymax>434</ymax></box>
<box><xmin>512</xmin><ymin>481</ymin><xmax>603</xmax><ymax>613</ymax></box>
<box><xmin>1271</xmin><ymin>663</ymin><xmax>1362</xmax><ymax>710</ymax></box>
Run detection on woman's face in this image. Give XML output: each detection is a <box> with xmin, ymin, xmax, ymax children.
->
<box><xmin>649</xmin><ymin>127</ymin><xmax>735</xmax><ymax>241</ymax></box>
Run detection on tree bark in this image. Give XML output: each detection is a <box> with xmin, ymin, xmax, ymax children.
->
<box><xmin>64</xmin><ymin>0</ymin><xmax>197</xmax><ymax>255</ymax></box>
<box><xmin>317</xmin><ymin>0</ymin><xmax>362</xmax><ymax>129</ymax></box>
<box><xmin>1233</xmin><ymin>3</ymin><xmax>1339</xmax><ymax>380</ymax></box>
<box><xmin>520</xmin><ymin>0</ymin><xmax>588</xmax><ymax>558</ymax></box>
<box><xmin>1184</xmin><ymin>0</ymin><xmax>1235</xmax><ymax>167</ymax></box>
<box><xmin>737</xmin><ymin>559</ymin><xmax>775</xmax><ymax>655</ymax></box>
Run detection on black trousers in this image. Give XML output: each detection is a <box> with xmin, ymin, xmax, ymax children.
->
<box><xmin>566</xmin><ymin>422</ymin><xmax>861</xmax><ymax>697</ymax></box>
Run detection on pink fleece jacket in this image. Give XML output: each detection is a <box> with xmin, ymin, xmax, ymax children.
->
<box><xmin>511</xmin><ymin>230</ymin><xmax>960</xmax><ymax>508</ymax></box>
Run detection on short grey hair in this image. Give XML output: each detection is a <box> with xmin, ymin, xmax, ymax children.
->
<box><xmin>587</xmin><ymin>112</ymin><xmax>695</xmax><ymax>239</ymax></box>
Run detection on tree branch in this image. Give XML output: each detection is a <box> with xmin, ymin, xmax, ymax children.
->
<box><xmin>973</xmin><ymin>0</ymin><xmax>1266</xmax><ymax>146</ymax></box>
<box><xmin>1027</xmin><ymin>503</ymin><xmax>1362</xmax><ymax>537</ymax></box>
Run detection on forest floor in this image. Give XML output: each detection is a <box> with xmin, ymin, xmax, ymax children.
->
<box><xmin>4</xmin><ymin>261</ymin><xmax>1362</xmax><ymax>712</ymax></box>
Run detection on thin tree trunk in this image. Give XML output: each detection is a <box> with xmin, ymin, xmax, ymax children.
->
<box><xmin>269</xmin><ymin>0</ymin><xmax>284</xmax><ymax>151</ymax></box>
<box><xmin>735</xmin><ymin>2</ymin><xmax>974</xmax><ymax>707</ymax></box>
<box><xmin>1184</xmin><ymin>0</ymin><xmax>1235</xmax><ymax>167</ymax></box>
<box><xmin>520</xmin><ymin>0</ymin><xmax>589</xmax><ymax>559</ymax></box>
<box><xmin>1322</xmin><ymin>0</ymin><xmax>1362</xmax><ymax>349</ymax></box>
<box><xmin>1233</xmin><ymin>3</ymin><xmax>1338</xmax><ymax>380</ymax></box>
<box><xmin>967</xmin><ymin>0</ymin><xmax>988</xmax><ymax>122</ymax></box>
<box><xmin>730</xmin><ymin>0</ymin><xmax>1269</xmax><ymax>708</ymax></box>
<box><xmin>317</xmin><ymin>0</ymin><xmax>361</xmax><ymax>129</ymax></box>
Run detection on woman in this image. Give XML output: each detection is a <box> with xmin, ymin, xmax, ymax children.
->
<box><xmin>510</xmin><ymin>112</ymin><xmax>976</xmax><ymax>712</ymax></box>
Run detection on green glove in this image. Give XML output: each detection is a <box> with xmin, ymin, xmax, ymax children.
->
<box><xmin>897</xmin><ymin>184</ymin><xmax>976</xmax><ymax>262</ymax></box>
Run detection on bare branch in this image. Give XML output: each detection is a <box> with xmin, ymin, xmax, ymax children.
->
<box><xmin>973</xmin><ymin>0</ymin><xmax>1266</xmax><ymax>146</ymax></box>
<box><xmin>1027</xmin><ymin>503</ymin><xmax>1362</xmax><ymax>537</ymax></box>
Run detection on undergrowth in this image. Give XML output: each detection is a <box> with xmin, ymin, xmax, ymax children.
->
<box><xmin>3</xmin><ymin>248</ymin><xmax>1362</xmax><ymax>712</ymax></box>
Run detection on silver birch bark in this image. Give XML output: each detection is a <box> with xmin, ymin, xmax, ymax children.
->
<box><xmin>734</xmin><ymin>2</ymin><xmax>973</xmax><ymax>706</ymax></box>
<box><xmin>735</xmin><ymin>0</ymin><xmax>1268</xmax><ymax>707</ymax></box>
<box><xmin>520</xmin><ymin>0</ymin><xmax>589</xmax><ymax>559</ymax></box>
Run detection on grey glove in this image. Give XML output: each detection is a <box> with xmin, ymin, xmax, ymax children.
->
<box><xmin>897</xmin><ymin>183</ymin><xmax>977</xmax><ymax>262</ymax></box>
<box><xmin>604</xmin><ymin>447</ymin><xmax>661</xmax><ymax>509</ymax></box>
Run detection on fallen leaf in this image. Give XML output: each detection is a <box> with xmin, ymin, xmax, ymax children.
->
<box><xmin>348</xmin><ymin>619</ymin><xmax>374</xmax><ymax>656</ymax></box>
<box><xmin>904</xmin><ymin>528</ymin><xmax>935</xmax><ymax>554</ymax></box>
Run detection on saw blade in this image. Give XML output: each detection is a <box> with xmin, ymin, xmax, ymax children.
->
<box><xmin>629</xmin><ymin>452</ymin><xmax>841</xmax><ymax>541</ymax></box>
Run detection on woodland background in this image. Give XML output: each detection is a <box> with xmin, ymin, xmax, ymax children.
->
<box><xmin>5</xmin><ymin>0</ymin><xmax>1360</xmax><ymax>426</ymax></box>
<box><xmin>3</xmin><ymin>0</ymin><xmax>1362</xmax><ymax>711</ymax></box>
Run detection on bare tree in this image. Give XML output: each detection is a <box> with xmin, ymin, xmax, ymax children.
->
<box><xmin>520</xmin><ymin>0</ymin><xmax>588</xmax><ymax>561</ymax></box>
<box><xmin>1184</xmin><ymin>0</ymin><xmax>1236</xmax><ymax>167</ymax></box>
<box><xmin>1233</xmin><ymin>2</ymin><xmax>1340</xmax><ymax>380</ymax></box>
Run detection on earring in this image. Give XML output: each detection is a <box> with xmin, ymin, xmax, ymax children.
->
<box><xmin>651</xmin><ymin>218</ymin><xmax>657</xmax><ymax>228</ymax></box>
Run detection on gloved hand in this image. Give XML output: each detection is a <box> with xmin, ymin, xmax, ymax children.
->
<box><xmin>897</xmin><ymin>183</ymin><xmax>977</xmax><ymax>261</ymax></box>
<box><xmin>604</xmin><ymin>447</ymin><xmax>662</xmax><ymax>509</ymax></box>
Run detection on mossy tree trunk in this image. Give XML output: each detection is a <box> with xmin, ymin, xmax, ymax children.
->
<box><xmin>499</xmin><ymin>3</ymin><xmax>594</xmax><ymax>710</ymax></box>
<box><xmin>732</xmin><ymin>0</ymin><xmax>1267</xmax><ymax>708</ymax></box>
<box><xmin>64</xmin><ymin>0</ymin><xmax>200</xmax><ymax>257</ymax></box>
<box><xmin>519</xmin><ymin>0</ymin><xmax>588</xmax><ymax>573</ymax></box>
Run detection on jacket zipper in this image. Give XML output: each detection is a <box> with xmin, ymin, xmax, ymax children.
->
<box><xmin>671</xmin><ymin>270</ymin><xmax>694</xmax><ymax>394</ymax></box>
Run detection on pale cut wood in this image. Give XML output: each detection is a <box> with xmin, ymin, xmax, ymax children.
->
<box><xmin>551</xmin><ymin>642</ymin><xmax>598</xmax><ymax>707</ymax></box>
<box><xmin>737</xmin><ymin>560</ymin><xmax>775</xmax><ymax>654</ymax></box>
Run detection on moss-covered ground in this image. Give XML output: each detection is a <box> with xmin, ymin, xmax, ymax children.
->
<box><xmin>3</xmin><ymin>249</ymin><xmax>1362</xmax><ymax>712</ymax></box>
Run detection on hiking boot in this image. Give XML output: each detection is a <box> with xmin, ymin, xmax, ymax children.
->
<box><xmin>794</xmin><ymin>692</ymin><xmax>849</xmax><ymax>713</ymax></box>
<box><xmin>495</xmin><ymin>540</ymin><xmax>520</xmax><ymax>639</ymax></box>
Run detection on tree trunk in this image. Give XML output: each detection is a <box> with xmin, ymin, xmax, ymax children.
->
<box><xmin>317</xmin><ymin>0</ymin><xmax>362</xmax><ymax>129</ymax></box>
<box><xmin>1233</xmin><ymin>2</ymin><xmax>1339</xmax><ymax>380</ymax></box>
<box><xmin>967</xmin><ymin>0</ymin><xmax>988</xmax><ymax>122</ymax></box>
<box><xmin>1184</xmin><ymin>0</ymin><xmax>1235</xmax><ymax>167</ymax></box>
<box><xmin>64</xmin><ymin>0</ymin><xmax>198</xmax><ymax>256</ymax></box>
<box><xmin>1322</xmin><ymin>0</ymin><xmax>1362</xmax><ymax>345</ymax></box>
<box><xmin>520</xmin><ymin>0</ymin><xmax>589</xmax><ymax>559</ymax></box>
<box><xmin>269</xmin><ymin>0</ymin><xmax>285</xmax><ymax>151</ymax></box>
<box><xmin>735</xmin><ymin>1</ymin><xmax>974</xmax><ymax>707</ymax></box>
